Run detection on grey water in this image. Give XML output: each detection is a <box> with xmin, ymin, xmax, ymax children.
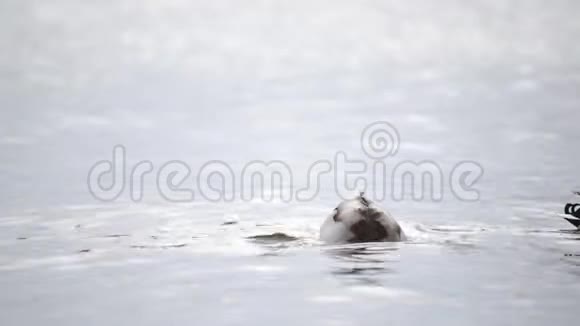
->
<box><xmin>1</xmin><ymin>1</ymin><xmax>580</xmax><ymax>325</ymax></box>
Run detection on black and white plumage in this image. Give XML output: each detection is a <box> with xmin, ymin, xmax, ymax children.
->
<box><xmin>564</xmin><ymin>201</ymin><xmax>580</xmax><ymax>228</ymax></box>
<box><xmin>320</xmin><ymin>193</ymin><xmax>406</xmax><ymax>243</ymax></box>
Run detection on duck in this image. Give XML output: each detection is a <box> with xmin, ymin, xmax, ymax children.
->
<box><xmin>564</xmin><ymin>191</ymin><xmax>580</xmax><ymax>228</ymax></box>
<box><xmin>320</xmin><ymin>193</ymin><xmax>406</xmax><ymax>243</ymax></box>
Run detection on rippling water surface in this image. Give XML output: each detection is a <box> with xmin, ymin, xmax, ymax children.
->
<box><xmin>1</xmin><ymin>1</ymin><xmax>580</xmax><ymax>325</ymax></box>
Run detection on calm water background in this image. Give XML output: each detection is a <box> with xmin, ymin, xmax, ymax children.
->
<box><xmin>1</xmin><ymin>1</ymin><xmax>580</xmax><ymax>325</ymax></box>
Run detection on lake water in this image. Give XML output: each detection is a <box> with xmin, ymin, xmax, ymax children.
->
<box><xmin>1</xmin><ymin>1</ymin><xmax>580</xmax><ymax>325</ymax></box>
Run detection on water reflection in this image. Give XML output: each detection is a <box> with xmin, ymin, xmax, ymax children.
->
<box><xmin>324</xmin><ymin>244</ymin><xmax>400</xmax><ymax>285</ymax></box>
<box><xmin>562</xmin><ymin>255</ymin><xmax>580</xmax><ymax>278</ymax></box>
